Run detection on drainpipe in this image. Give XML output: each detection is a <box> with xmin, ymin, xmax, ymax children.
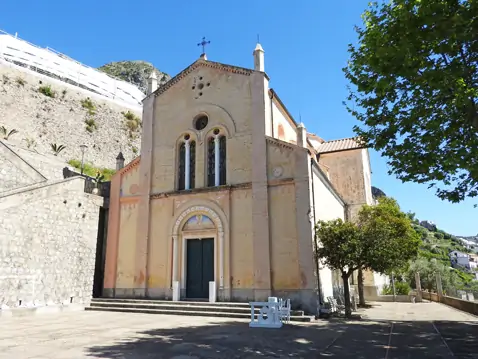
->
<box><xmin>310</xmin><ymin>158</ymin><xmax>323</xmax><ymax>315</ymax></box>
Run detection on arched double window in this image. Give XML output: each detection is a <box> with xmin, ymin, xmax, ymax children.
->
<box><xmin>207</xmin><ymin>128</ymin><xmax>227</xmax><ymax>187</ymax></box>
<box><xmin>178</xmin><ymin>134</ymin><xmax>196</xmax><ymax>190</ymax></box>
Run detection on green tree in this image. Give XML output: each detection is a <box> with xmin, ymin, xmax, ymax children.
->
<box><xmin>315</xmin><ymin>198</ymin><xmax>420</xmax><ymax>315</ymax></box>
<box><xmin>407</xmin><ymin>258</ymin><xmax>460</xmax><ymax>294</ymax></box>
<box><xmin>355</xmin><ymin>197</ymin><xmax>420</xmax><ymax>304</ymax></box>
<box><xmin>344</xmin><ymin>0</ymin><xmax>478</xmax><ymax>204</ymax></box>
<box><xmin>315</xmin><ymin>219</ymin><xmax>363</xmax><ymax>317</ymax></box>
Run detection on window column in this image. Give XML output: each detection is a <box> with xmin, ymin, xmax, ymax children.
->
<box><xmin>185</xmin><ymin>139</ymin><xmax>191</xmax><ymax>190</ymax></box>
<box><xmin>214</xmin><ymin>135</ymin><xmax>220</xmax><ymax>186</ymax></box>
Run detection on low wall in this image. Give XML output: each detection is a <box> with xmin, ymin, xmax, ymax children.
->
<box><xmin>422</xmin><ymin>291</ymin><xmax>478</xmax><ymax>316</ymax></box>
<box><xmin>368</xmin><ymin>295</ymin><xmax>414</xmax><ymax>303</ymax></box>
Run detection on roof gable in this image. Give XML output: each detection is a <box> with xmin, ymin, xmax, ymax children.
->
<box><xmin>145</xmin><ymin>58</ymin><xmax>255</xmax><ymax>101</ymax></box>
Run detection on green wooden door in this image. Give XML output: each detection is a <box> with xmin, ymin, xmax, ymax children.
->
<box><xmin>186</xmin><ymin>238</ymin><xmax>214</xmax><ymax>299</ymax></box>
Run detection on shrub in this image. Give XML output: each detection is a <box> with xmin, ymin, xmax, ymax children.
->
<box><xmin>85</xmin><ymin>118</ymin><xmax>97</xmax><ymax>133</ymax></box>
<box><xmin>382</xmin><ymin>281</ymin><xmax>411</xmax><ymax>295</ymax></box>
<box><xmin>434</xmin><ymin>232</ymin><xmax>445</xmax><ymax>240</ymax></box>
<box><xmin>16</xmin><ymin>77</ymin><xmax>26</xmax><ymax>86</ymax></box>
<box><xmin>0</xmin><ymin>126</ymin><xmax>18</xmax><ymax>140</ymax></box>
<box><xmin>68</xmin><ymin>159</ymin><xmax>116</xmax><ymax>181</ymax></box>
<box><xmin>122</xmin><ymin>111</ymin><xmax>141</xmax><ymax>134</ymax></box>
<box><xmin>2</xmin><ymin>74</ymin><xmax>9</xmax><ymax>84</ymax></box>
<box><xmin>81</xmin><ymin>97</ymin><xmax>96</xmax><ymax>116</ymax></box>
<box><xmin>50</xmin><ymin>143</ymin><xmax>66</xmax><ymax>155</ymax></box>
<box><xmin>23</xmin><ymin>137</ymin><xmax>36</xmax><ymax>149</ymax></box>
<box><xmin>39</xmin><ymin>85</ymin><xmax>56</xmax><ymax>98</ymax></box>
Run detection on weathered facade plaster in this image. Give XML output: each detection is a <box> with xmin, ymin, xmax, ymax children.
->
<box><xmin>103</xmin><ymin>49</ymin><xmax>375</xmax><ymax>313</ymax></box>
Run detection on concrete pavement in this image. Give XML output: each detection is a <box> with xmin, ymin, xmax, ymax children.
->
<box><xmin>0</xmin><ymin>301</ymin><xmax>477</xmax><ymax>358</ymax></box>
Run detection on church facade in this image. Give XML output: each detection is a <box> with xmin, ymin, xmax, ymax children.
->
<box><xmin>102</xmin><ymin>43</ymin><xmax>376</xmax><ymax>313</ymax></box>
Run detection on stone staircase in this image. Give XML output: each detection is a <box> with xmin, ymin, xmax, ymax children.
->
<box><xmin>86</xmin><ymin>298</ymin><xmax>315</xmax><ymax>323</ymax></box>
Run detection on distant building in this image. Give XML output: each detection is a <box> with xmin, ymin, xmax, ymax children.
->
<box><xmin>450</xmin><ymin>250</ymin><xmax>478</xmax><ymax>271</ymax></box>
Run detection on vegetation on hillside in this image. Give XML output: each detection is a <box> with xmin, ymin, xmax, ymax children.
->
<box><xmin>402</xmin><ymin>212</ymin><xmax>478</xmax><ymax>291</ymax></box>
<box><xmin>68</xmin><ymin>159</ymin><xmax>116</xmax><ymax>181</ymax></box>
<box><xmin>98</xmin><ymin>61</ymin><xmax>170</xmax><ymax>94</ymax></box>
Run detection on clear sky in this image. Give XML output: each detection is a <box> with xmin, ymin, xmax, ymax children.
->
<box><xmin>1</xmin><ymin>0</ymin><xmax>476</xmax><ymax>235</ymax></box>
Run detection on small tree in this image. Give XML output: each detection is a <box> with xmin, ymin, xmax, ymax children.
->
<box><xmin>355</xmin><ymin>197</ymin><xmax>421</xmax><ymax>304</ymax></box>
<box><xmin>315</xmin><ymin>219</ymin><xmax>363</xmax><ymax>317</ymax></box>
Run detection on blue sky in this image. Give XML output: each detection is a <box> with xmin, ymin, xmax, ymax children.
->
<box><xmin>1</xmin><ymin>0</ymin><xmax>476</xmax><ymax>235</ymax></box>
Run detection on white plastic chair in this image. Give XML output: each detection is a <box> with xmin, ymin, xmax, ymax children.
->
<box><xmin>278</xmin><ymin>298</ymin><xmax>291</xmax><ymax>323</ymax></box>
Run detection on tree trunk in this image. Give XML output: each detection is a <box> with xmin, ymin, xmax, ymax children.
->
<box><xmin>342</xmin><ymin>272</ymin><xmax>352</xmax><ymax>318</ymax></box>
<box><xmin>358</xmin><ymin>267</ymin><xmax>366</xmax><ymax>306</ymax></box>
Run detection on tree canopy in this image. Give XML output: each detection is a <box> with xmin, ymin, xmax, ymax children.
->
<box><xmin>344</xmin><ymin>0</ymin><xmax>478</xmax><ymax>204</ymax></box>
<box><xmin>315</xmin><ymin>197</ymin><xmax>420</xmax><ymax>315</ymax></box>
<box><xmin>357</xmin><ymin>197</ymin><xmax>421</xmax><ymax>274</ymax></box>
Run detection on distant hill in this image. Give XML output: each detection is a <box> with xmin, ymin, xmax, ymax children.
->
<box><xmin>372</xmin><ymin>186</ymin><xmax>386</xmax><ymax>200</ymax></box>
<box><xmin>409</xmin><ymin>215</ymin><xmax>477</xmax><ymax>283</ymax></box>
<box><xmin>98</xmin><ymin>61</ymin><xmax>170</xmax><ymax>94</ymax></box>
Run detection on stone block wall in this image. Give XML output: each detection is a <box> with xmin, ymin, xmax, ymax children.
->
<box><xmin>0</xmin><ymin>141</ymin><xmax>46</xmax><ymax>194</ymax></box>
<box><xmin>0</xmin><ymin>177</ymin><xmax>102</xmax><ymax>309</ymax></box>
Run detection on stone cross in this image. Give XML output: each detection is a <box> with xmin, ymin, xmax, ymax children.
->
<box><xmin>197</xmin><ymin>37</ymin><xmax>211</xmax><ymax>54</ymax></box>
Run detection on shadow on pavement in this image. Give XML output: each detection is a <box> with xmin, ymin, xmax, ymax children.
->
<box><xmin>85</xmin><ymin>318</ymin><xmax>478</xmax><ymax>359</ymax></box>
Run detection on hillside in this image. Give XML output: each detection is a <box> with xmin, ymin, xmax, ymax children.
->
<box><xmin>98</xmin><ymin>61</ymin><xmax>170</xmax><ymax>94</ymax></box>
<box><xmin>410</xmin><ymin>215</ymin><xmax>478</xmax><ymax>285</ymax></box>
<box><xmin>0</xmin><ymin>64</ymin><xmax>143</xmax><ymax>170</ymax></box>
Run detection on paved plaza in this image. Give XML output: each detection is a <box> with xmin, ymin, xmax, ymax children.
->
<box><xmin>1</xmin><ymin>302</ymin><xmax>478</xmax><ymax>358</ymax></box>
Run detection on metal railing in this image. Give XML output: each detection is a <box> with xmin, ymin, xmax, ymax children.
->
<box><xmin>62</xmin><ymin>167</ymin><xmax>110</xmax><ymax>198</ymax></box>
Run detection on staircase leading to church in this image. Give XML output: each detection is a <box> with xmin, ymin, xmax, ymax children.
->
<box><xmin>86</xmin><ymin>298</ymin><xmax>315</xmax><ymax>322</ymax></box>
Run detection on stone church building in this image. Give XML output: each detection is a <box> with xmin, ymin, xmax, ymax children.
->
<box><xmin>103</xmin><ymin>43</ymin><xmax>378</xmax><ymax>313</ymax></box>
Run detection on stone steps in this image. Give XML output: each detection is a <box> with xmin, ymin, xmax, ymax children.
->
<box><xmin>87</xmin><ymin>299</ymin><xmax>315</xmax><ymax>322</ymax></box>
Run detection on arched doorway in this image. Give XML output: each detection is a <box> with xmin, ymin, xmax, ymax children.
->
<box><xmin>171</xmin><ymin>204</ymin><xmax>226</xmax><ymax>301</ymax></box>
<box><xmin>182</xmin><ymin>214</ymin><xmax>216</xmax><ymax>299</ymax></box>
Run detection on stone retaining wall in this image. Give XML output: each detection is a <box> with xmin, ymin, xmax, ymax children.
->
<box><xmin>0</xmin><ymin>177</ymin><xmax>102</xmax><ymax>310</ymax></box>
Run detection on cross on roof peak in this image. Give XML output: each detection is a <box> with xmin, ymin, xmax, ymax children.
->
<box><xmin>197</xmin><ymin>37</ymin><xmax>211</xmax><ymax>56</ymax></box>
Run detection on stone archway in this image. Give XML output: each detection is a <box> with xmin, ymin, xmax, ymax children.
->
<box><xmin>171</xmin><ymin>205</ymin><xmax>226</xmax><ymax>295</ymax></box>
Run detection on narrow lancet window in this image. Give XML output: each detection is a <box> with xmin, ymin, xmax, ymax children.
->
<box><xmin>207</xmin><ymin>129</ymin><xmax>227</xmax><ymax>187</ymax></box>
<box><xmin>178</xmin><ymin>142</ymin><xmax>186</xmax><ymax>190</ymax></box>
<box><xmin>178</xmin><ymin>134</ymin><xmax>195</xmax><ymax>190</ymax></box>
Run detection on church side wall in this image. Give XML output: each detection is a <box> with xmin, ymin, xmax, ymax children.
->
<box><xmin>318</xmin><ymin>149</ymin><xmax>367</xmax><ymax>220</ymax></box>
<box><xmin>0</xmin><ymin>177</ymin><xmax>102</xmax><ymax>310</ymax></box>
<box><xmin>311</xmin><ymin>168</ymin><xmax>346</xmax><ymax>302</ymax></box>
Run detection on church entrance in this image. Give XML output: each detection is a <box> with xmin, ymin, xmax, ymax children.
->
<box><xmin>186</xmin><ymin>238</ymin><xmax>214</xmax><ymax>299</ymax></box>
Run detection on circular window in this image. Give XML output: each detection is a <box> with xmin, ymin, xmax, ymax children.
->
<box><xmin>194</xmin><ymin>115</ymin><xmax>208</xmax><ymax>131</ymax></box>
<box><xmin>184</xmin><ymin>134</ymin><xmax>190</xmax><ymax>141</ymax></box>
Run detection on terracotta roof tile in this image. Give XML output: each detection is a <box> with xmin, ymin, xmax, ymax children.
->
<box><xmin>315</xmin><ymin>137</ymin><xmax>365</xmax><ymax>154</ymax></box>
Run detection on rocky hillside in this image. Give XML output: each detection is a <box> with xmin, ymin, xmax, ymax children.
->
<box><xmin>0</xmin><ymin>64</ymin><xmax>142</xmax><ymax>170</ymax></box>
<box><xmin>98</xmin><ymin>61</ymin><xmax>170</xmax><ymax>94</ymax></box>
